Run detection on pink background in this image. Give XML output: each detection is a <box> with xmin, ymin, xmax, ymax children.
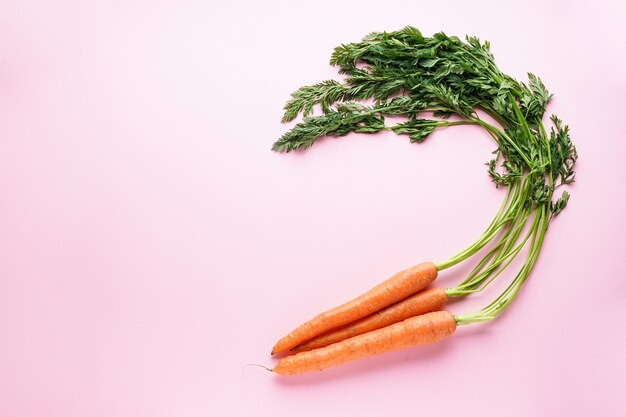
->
<box><xmin>1</xmin><ymin>1</ymin><xmax>625</xmax><ymax>416</ymax></box>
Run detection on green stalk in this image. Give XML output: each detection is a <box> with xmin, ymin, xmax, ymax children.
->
<box><xmin>454</xmin><ymin>206</ymin><xmax>548</xmax><ymax>325</ymax></box>
<box><xmin>446</xmin><ymin>206</ymin><xmax>532</xmax><ymax>297</ymax></box>
<box><xmin>435</xmin><ymin>175</ymin><xmax>525</xmax><ymax>271</ymax></box>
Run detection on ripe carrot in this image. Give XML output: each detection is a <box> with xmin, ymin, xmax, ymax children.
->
<box><xmin>291</xmin><ymin>287</ymin><xmax>447</xmax><ymax>352</ymax></box>
<box><xmin>271</xmin><ymin>262</ymin><xmax>438</xmax><ymax>355</ymax></box>
<box><xmin>272</xmin><ymin>311</ymin><xmax>456</xmax><ymax>375</ymax></box>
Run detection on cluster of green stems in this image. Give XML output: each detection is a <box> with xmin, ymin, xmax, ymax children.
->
<box><xmin>431</xmin><ymin>110</ymin><xmax>554</xmax><ymax>325</ymax></box>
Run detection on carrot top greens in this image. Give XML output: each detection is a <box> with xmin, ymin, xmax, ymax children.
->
<box><xmin>273</xmin><ymin>27</ymin><xmax>577</xmax><ymax>325</ymax></box>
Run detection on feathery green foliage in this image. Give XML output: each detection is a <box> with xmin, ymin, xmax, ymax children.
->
<box><xmin>273</xmin><ymin>27</ymin><xmax>577</xmax><ymax>325</ymax></box>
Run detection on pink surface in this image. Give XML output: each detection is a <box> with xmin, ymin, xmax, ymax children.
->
<box><xmin>1</xmin><ymin>1</ymin><xmax>625</xmax><ymax>416</ymax></box>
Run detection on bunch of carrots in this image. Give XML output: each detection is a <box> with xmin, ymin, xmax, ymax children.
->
<box><xmin>269</xmin><ymin>27</ymin><xmax>577</xmax><ymax>375</ymax></box>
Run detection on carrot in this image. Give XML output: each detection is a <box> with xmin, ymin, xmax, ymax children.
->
<box><xmin>272</xmin><ymin>311</ymin><xmax>456</xmax><ymax>375</ymax></box>
<box><xmin>291</xmin><ymin>287</ymin><xmax>447</xmax><ymax>352</ymax></box>
<box><xmin>271</xmin><ymin>262</ymin><xmax>438</xmax><ymax>355</ymax></box>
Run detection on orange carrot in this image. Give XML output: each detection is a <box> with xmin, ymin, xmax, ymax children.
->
<box><xmin>272</xmin><ymin>311</ymin><xmax>456</xmax><ymax>375</ymax></box>
<box><xmin>292</xmin><ymin>287</ymin><xmax>447</xmax><ymax>352</ymax></box>
<box><xmin>271</xmin><ymin>262</ymin><xmax>438</xmax><ymax>355</ymax></box>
